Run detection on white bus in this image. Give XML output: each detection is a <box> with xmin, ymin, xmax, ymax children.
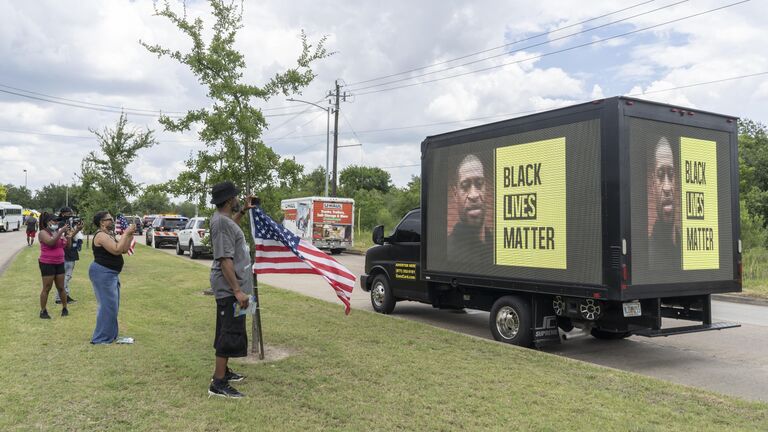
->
<box><xmin>0</xmin><ymin>202</ymin><xmax>24</xmax><ymax>232</ymax></box>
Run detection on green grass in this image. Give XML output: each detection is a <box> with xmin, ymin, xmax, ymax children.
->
<box><xmin>1</xmin><ymin>247</ymin><xmax>767</xmax><ymax>431</ymax></box>
<box><xmin>743</xmin><ymin>247</ymin><xmax>768</xmax><ymax>299</ymax></box>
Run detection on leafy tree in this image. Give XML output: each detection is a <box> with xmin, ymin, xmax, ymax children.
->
<box><xmin>141</xmin><ymin>0</ymin><xmax>330</xmax><ymax>214</ymax></box>
<box><xmin>739</xmin><ymin>119</ymin><xmax>768</xmax><ymax>228</ymax></box>
<box><xmin>133</xmin><ymin>186</ymin><xmax>173</xmax><ymax>215</ymax></box>
<box><xmin>300</xmin><ymin>166</ymin><xmax>327</xmax><ymax>197</ymax></box>
<box><xmin>84</xmin><ymin>113</ymin><xmax>157</xmax><ymax>212</ymax></box>
<box><xmin>0</xmin><ymin>184</ymin><xmax>6</xmax><ymax>201</ymax></box>
<box><xmin>174</xmin><ymin>201</ymin><xmax>198</xmax><ymax>218</ymax></box>
<box><xmin>34</xmin><ymin>183</ymin><xmax>78</xmax><ymax>213</ymax></box>
<box><xmin>339</xmin><ymin>165</ymin><xmax>392</xmax><ymax>196</ymax></box>
<box><xmin>3</xmin><ymin>184</ymin><xmax>34</xmax><ymax>208</ymax></box>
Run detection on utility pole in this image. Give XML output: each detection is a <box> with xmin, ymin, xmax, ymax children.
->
<box><xmin>331</xmin><ymin>80</ymin><xmax>341</xmax><ymax>197</ymax></box>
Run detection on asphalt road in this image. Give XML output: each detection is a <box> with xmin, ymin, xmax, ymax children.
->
<box><xmin>12</xmin><ymin>237</ymin><xmax>768</xmax><ymax>403</ymax></box>
<box><xmin>0</xmin><ymin>229</ymin><xmax>27</xmax><ymax>275</ymax></box>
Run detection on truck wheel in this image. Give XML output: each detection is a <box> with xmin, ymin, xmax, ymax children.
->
<box><xmin>370</xmin><ymin>274</ymin><xmax>396</xmax><ymax>314</ymax></box>
<box><xmin>489</xmin><ymin>296</ymin><xmax>532</xmax><ymax>347</ymax></box>
<box><xmin>189</xmin><ymin>241</ymin><xmax>198</xmax><ymax>259</ymax></box>
<box><xmin>176</xmin><ymin>241</ymin><xmax>184</xmax><ymax>255</ymax></box>
<box><xmin>590</xmin><ymin>328</ymin><xmax>631</xmax><ymax>340</ymax></box>
<box><xmin>153</xmin><ymin>237</ymin><xmax>160</xmax><ymax>248</ymax></box>
<box><xmin>146</xmin><ymin>235</ymin><xmax>151</xmax><ymax>246</ymax></box>
<box><xmin>330</xmin><ymin>248</ymin><xmax>342</xmax><ymax>255</ymax></box>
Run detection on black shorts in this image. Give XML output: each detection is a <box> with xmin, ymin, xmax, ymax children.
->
<box><xmin>213</xmin><ymin>296</ymin><xmax>248</xmax><ymax>358</ymax></box>
<box><xmin>39</xmin><ymin>262</ymin><xmax>65</xmax><ymax>277</ymax></box>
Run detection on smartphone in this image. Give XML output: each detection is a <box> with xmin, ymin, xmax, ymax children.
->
<box><xmin>250</xmin><ymin>197</ymin><xmax>260</xmax><ymax>206</ymax></box>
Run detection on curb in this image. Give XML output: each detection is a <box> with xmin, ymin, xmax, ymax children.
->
<box><xmin>713</xmin><ymin>293</ymin><xmax>768</xmax><ymax>307</ymax></box>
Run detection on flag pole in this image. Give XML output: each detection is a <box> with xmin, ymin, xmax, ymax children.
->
<box><xmin>251</xmin><ymin>198</ymin><xmax>265</xmax><ymax>360</ymax></box>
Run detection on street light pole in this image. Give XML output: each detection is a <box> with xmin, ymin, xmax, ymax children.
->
<box><xmin>23</xmin><ymin>169</ymin><xmax>27</xmax><ymax>190</ymax></box>
<box><xmin>286</xmin><ymin>98</ymin><xmax>331</xmax><ymax>197</ymax></box>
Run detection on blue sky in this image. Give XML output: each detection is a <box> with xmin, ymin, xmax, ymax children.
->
<box><xmin>0</xmin><ymin>0</ymin><xmax>766</xmax><ymax>197</ymax></box>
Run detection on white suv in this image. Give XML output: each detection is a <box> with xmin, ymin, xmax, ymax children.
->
<box><xmin>176</xmin><ymin>217</ymin><xmax>210</xmax><ymax>259</ymax></box>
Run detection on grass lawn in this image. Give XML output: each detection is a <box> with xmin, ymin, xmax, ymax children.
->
<box><xmin>1</xmin><ymin>246</ymin><xmax>767</xmax><ymax>431</ymax></box>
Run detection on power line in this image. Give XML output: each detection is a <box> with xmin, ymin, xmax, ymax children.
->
<box><xmin>271</xmin><ymin>111</ymin><xmax>326</xmax><ymax>142</ymax></box>
<box><xmin>0</xmin><ymin>83</ymin><xmax>316</xmax><ymax>119</ymax></box>
<box><xmin>346</xmin><ymin>0</ymin><xmax>657</xmax><ymax>87</ymax></box>
<box><xmin>265</xmin><ymin>70</ymin><xmax>767</xmax><ymax>143</ymax></box>
<box><xmin>347</xmin><ymin>0</ymin><xmax>685</xmax><ymax>92</ymax></box>
<box><xmin>0</xmin><ymin>83</ymin><xmax>189</xmax><ymax>114</ymax></box>
<box><xmin>265</xmin><ymin>98</ymin><xmax>327</xmax><ymax>136</ymax></box>
<box><xmin>351</xmin><ymin>0</ymin><xmax>750</xmax><ymax>96</ymax></box>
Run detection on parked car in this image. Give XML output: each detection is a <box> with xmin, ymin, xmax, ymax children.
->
<box><xmin>177</xmin><ymin>217</ymin><xmax>210</xmax><ymax>259</ymax></box>
<box><xmin>145</xmin><ymin>215</ymin><xmax>188</xmax><ymax>248</ymax></box>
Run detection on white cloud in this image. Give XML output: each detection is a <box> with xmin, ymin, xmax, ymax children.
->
<box><xmin>0</xmin><ymin>0</ymin><xmax>765</xmax><ymax>195</ymax></box>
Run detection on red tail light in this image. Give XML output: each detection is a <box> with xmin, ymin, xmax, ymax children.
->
<box><xmin>197</xmin><ymin>230</ymin><xmax>206</xmax><ymax>238</ymax></box>
<box><xmin>621</xmin><ymin>263</ymin><xmax>629</xmax><ymax>290</ymax></box>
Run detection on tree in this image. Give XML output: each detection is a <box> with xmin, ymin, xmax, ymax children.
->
<box><xmin>34</xmin><ymin>183</ymin><xmax>77</xmax><ymax>213</ymax></box>
<box><xmin>0</xmin><ymin>184</ymin><xmax>6</xmax><ymax>201</ymax></box>
<box><xmin>133</xmin><ymin>186</ymin><xmax>173</xmax><ymax>215</ymax></box>
<box><xmin>141</xmin><ymin>0</ymin><xmax>330</xmax><ymax>210</ymax></box>
<box><xmin>299</xmin><ymin>166</ymin><xmax>327</xmax><ymax>196</ymax></box>
<box><xmin>3</xmin><ymin>184</ymin><xmax>34</xmax><ymax>208</ymax></box>
<box><xmin>174</xmin><ymin>201</ymin><xmax>198</xmax><ymax>218</ymax></box>
<box><xmin>740</xmin><ymin>119</ymin><xmax>768</xmax><ymax>227</ymax></box>
<box><xmin>339</xmin><ymin>165</ymin><xmax>392</xmax><ymax>196</ymax></box>
<box><xmin>83</xmin><ymin>113</ymin><xmax>157</xmax><ymax>213</ymax></box>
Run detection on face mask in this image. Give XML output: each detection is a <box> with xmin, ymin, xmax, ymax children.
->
<box><xmin>48</xmin><ymin>224</ymin><xmax>58</xmax><ymax>232</ymax></box>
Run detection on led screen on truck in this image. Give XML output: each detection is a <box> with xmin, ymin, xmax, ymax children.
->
<box><xmin>425</xmin><ymin>119</ymin><xmax>603</xmax><ymax>285</ymax></box>
<box><xmin>629</xmin><ymin>118</ymin><xmax>734</xmax><ymax>285</ymax></box>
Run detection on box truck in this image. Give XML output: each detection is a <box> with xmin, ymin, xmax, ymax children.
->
<box><xmin>281</xmin><ymin>196</ymin><xmax>355</xmax><ymax>254</ymax></box>
<box><xmin>360</xmin><ymin>97</ymin><xmax>741</xmax><ymax>347</ymax></box>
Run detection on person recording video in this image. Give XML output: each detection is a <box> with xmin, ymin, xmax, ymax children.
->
<box><xmin>55</xmin><ymin>207</ymin><xmax>83</xmax><ymax>305</ymax></box>
<box><xmin>37</xmin><ymin>212</ymin><xmax>70</xmax><ymax>319</ymax></box>
<box><xmin>89</xmin><ymin>211</ymin><xmax>136</xmax><ymax>344</ymax></box>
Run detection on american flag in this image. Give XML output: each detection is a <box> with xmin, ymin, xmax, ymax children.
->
<box><xmin>249</xmin><ymin>207</ymin><xmax>354</xmax><ymax>314</ymax></box>
<box><xmin>116</xmin><ymin>214</ymin><xmax>137</xmax><ymax>256</ymax></box>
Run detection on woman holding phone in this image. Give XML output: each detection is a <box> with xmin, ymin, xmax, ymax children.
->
<box><xmin>37</xmin><ymin>212</ymin><xmax>69</xmax><ymax>319</ymax></box>
<box><xmin>89</xmin><ymin>211</ymin><xmax>135</xmax><ymax>344</ymax></box>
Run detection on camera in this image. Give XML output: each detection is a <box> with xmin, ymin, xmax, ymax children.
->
<box><xmin>56</xmin><ymin>216</ymin><xmax>82</xmax><ymax>229</ymax></box>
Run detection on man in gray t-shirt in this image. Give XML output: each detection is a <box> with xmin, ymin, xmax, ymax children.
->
<box><xmin>207</xmin><ymin>181</ymin><xmax>254</xmax><ymax>399</ymax></box>
<box><xmin>210</xmin><ymin>210</ymin><xmax>254</xmax><ymax>299</ymax></box>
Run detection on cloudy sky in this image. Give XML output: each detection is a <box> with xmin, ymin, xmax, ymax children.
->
<box><xmin>1</xmin><ymin>0</ymin><xmax>766</xmax><ymax>196</ymax></box>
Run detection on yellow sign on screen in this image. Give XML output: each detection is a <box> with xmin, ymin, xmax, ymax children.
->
<box><xmin>680</xmin><ymin>137</ymin><xmax>719</xmax><ymax>270</ymax></box>
<box><xmin>495</xmin><ymin>137</ymin><xmax>567</xmax><ymax>269</ymax></box>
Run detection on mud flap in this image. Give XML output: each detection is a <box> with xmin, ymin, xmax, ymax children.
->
<box><xmin>532</xmin><ymin>294</ymin><xmax>560</xmax><ymax>348</ymax></box>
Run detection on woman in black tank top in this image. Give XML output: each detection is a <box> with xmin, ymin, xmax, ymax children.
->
<box><xmin>88</xmin><ymin>211</ymin><xmax>136</xmax><ymax>344</ymax></box>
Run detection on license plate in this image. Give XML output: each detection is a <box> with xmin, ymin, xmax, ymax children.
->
<box><xmin>622</xmin><ymin>301</ymin><xmax>642</xmax><ymax>317</ymax></box>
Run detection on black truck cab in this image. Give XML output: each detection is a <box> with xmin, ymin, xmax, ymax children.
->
<box><xmin>360</xmin><ymin>209</ymin><xmax>429</xmax><ymax>313</ymax></box>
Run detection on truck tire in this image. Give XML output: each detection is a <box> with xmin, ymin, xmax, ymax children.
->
<box><xmin>153</xmin><ymin>236</ymin><xmax>160</xmax><ymax>248</ymax></box>
<box><xmin>176</xmin><ymin>241</ymin><xmax>184</xmax><ymax>255</ymax></box>
<box><xmin>370</xmin><ymin>274</ymin><xmax>396</xmax><ymax>314</ymax></box>
<box><xmin>189</xmin><ymin>241</ymin><xmax>199</xmax><ymax>259</ymax></box>
<box><xmin>590</xmin><ymin>328</ymin><xmax>631</xmax><ymax>340</ymax></box>
<box><xmin>489</xmin><ymin>296</ymin><xmax>532</xmax><ymax>347</ymax></box>
<box><xmin>330</xmin><ymin>248</ymin><xmax>343</xmax><ymax>255</ymax></box>
<box><xmin>146</xmin><ymin>235</ymin><xmax>151</xmax><ymax>246</ymax></box>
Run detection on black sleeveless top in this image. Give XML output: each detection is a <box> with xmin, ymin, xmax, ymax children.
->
<box><xmin>93</xmin><ymin>232</ymin><xmax>124</xmax><ymax>273</ymax></box>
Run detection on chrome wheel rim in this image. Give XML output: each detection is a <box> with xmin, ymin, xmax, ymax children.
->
<box><xmin>496</xmin><ymin>306</ymin><xmax>520</xmax><ymax>340</ymax></box>
<box><xmin>371</xmin><ymin>282</ymin><xmax>386</xmax><ymax>308</ymax></box>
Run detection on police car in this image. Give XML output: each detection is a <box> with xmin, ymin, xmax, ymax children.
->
<box><xmin>145</xmin><ymin>215</ymin><xmax>188</xmax><ymax>248</ymax></box>
<box><xmin>176</xmin><ymin>217</ymin><xmax>210</xmax><ymax>259</ymax></box>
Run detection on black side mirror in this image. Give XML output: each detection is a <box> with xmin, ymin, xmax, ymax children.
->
<box><xmin>372</xmin><ymin>225</ymin><xmax>385</xmax><ymax>245</ymax></box>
